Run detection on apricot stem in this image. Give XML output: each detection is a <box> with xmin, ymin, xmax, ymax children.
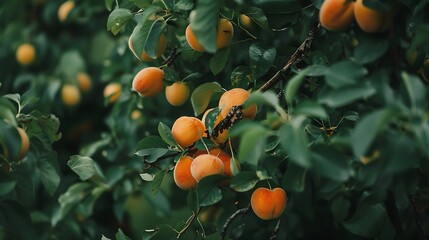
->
<box><xmin>267</xmin><ymin>180</ymin><xmax>272</xmax><ymax>190</ymax></box>
<box><xmin>177</xmin><ymin>207</ymin><xmax>202</xmax><ymax>238</ymax></box>
<box><xmin>220</xmin><ymin>204</ymin><xmax>251</xmax><ymax>240</ymax></box>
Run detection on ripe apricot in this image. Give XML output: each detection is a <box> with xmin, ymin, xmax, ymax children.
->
<box><xmin>103</xmin><ymin>82</ymin><xmax>122</xmax><ymax>103</ymax></box>
<box><xmin>190</xmin><ymin>154</ymin><xmax>224</xmax><ymax>182</ymax></box>
<box><xmin>239</xmin><ymin>14</ymin><xmax>252</xmax><ymax>29</ymax></box>
<box><xmin>173</xmin><ymin>156</ymin><xmax>198</xmax><ymax>190</ymax></box>
<box><xmin>165</xmin><ymin>82</ymin><xmax>190</xmax><ymax>106</ymax></box>
<box><xmin>129</xmin><ymin>33</ymin><xmax>167</xmax><ymax>61</ymax></box>
<box><xmin>251</xmin><ymin>187</ymin><xmax>287</xmax><ymax>220</ymax></box>
<box><xmin>16</xmin><ymin>127</ymin><xmax>30</xmax><ymax>161</ymax></box>
<box><xmin>16</xmin><ymin>43</ymin><xmax>36</xmax><ymax>65</ymax></box>
<box><xmin>185</xmin><ymin>25</ymin><xmax>205</xmax><ymax>52</ymax></box>
<box><xmin>216</xmin><ymin>18</ymin><xmax>234</xmax><ymax>50</ymax></box>
<box><xmin>61</xmin><ymin>84</ymin><xmax>81</xmax><ymax>106</ymax></box>
<box><xmin>218</xmin><ymin>88</ymin><xmax>257</xmax><ymax>119</ymax></box>
<box><xmin>354</xmin><ymin>0</ymin><xmax>391</xmax><ymax>33</ymax></box>
<box><xmin>132</xmin><ymin>67</ymin><xmax>164</xmax><ymax>97</ymax></box>
<box><xmin>201</xmin><ymin>108</ymin><xmax>229</xmax><ymax>145</ymax></box>
<box><xmin>130</xmin><ymin>110</ymin><xmax>142</xmax><ymax>120</ymax></box>
<box><xmin>209</xmin><ymin>148</ymin><xmax>239</xmax><ymax>177</ymax></box>
<box><xmin>76</xmin><ymin>72</ymin><xmax>91</xmax><ymax>93</ymax></box>
<box><xmin>319</xmin><ymin>0</ymin><xmax>355</xmax><ymax>32</ymax></box>
<box><xmin>58</xmin><ymin>1</ymin><xmax>75</xmax><ymax>22</ymax></box>
<box><xmin>171</xmin><ymin>116</ymin><xmax>206</xmax><ymax>148</ymax></box>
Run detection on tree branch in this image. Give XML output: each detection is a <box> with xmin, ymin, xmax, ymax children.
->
<box><xmin>220</xmin><ymin>204</ymin><xmax>251</xmax><ymax>240</ymax></box>
<box><xmin>163</xmin><ymin>47</ymin><xmax>180</xmax><ymax>67</ymax></box>
<box><xmin>177</xmin><ymin>207</ymin><xmax>202</xmax><ymax>238</ymax></box>
<box><xmin>258</xmin><ymin>23</ymin><xmax>320</xmax><ymax>93</ymax></box>
<box><xmin>269</xmin><ymin>218</ymin><xmax>282</xmax><ymax>240</ymax></box>
<box><xmin>410</xmin><ymin>194</ymin><xmax>427</xmax><ymax>240</ymax></box>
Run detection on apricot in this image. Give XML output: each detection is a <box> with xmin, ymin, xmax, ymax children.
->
<box><xmin>16</xmin><ymin>43</ymin><xmax>36</xmax><ymax>65</ymax></box>
<box><xmin>201</xmin><ymin>108</ymin><xmax>229</xmax><ymax>145</ymax></box>
<box><xmin>185</xmin><ymin>25</ymin><xmax>205</xmax><ymax>52</ymax></box>
<box><xmin>251</xmin><ymin>187</ymin><xmax>287</xmax><ymax>220</ymax></box>
<box><xmin>187</xmin><ymin>148</ymin><xmax>207</xmax><ymax>158</ymax></box>
<box><xmin>190</xmin><ymin>154</ymin><xmax>224</xmax><ymax>182</ymax></box>
<box><xmin>209</xmin><ymin>148</ymin><xmax>239</xmax><ymax>177</ymax></box>
<box><xmin>319</xmin><ymin>0</ymin><xmax>355</xmax><ymax>32</ymax></box>
<box><xmin>239</xmin><ymin>14</ymin><xmax>252</xmax><ymax>29</ymax></box>
<box><xmin>61</xmin><ymin>84</ymin><xmax>81</xmax><ymax>106</ymax></box>
<box><xmin>129</xmin><ymin>33</ymin><xmax>167</xmax><ymax>61</ymax></box>
<box><xmin>76</xmin><ymin>72</ymin><xmax>91</xmax><ymax>92</ymax></box>
<box><xmin>132</xmin><ymin>67</ymin><xmax>164</xmax><ymax>97</ymax></box>
<box><xmin>354</xmin><ymin>0</ymin><xmax>391</xmax><ymax>33</ymax></box>
<box><xmin>165</xmin><ymin>82</ymin><xmax>190</xmax><ymax>106</ymax></box>
<box><xmin>216</xmin><ymin>18</ymin><xmax>234</xmax><ymax>50</ymax></box>
<box><xmin>103</xmin><ymin>82</ymin><xmax>122</xmax><ymax>103</ymax></box>
<box><xmin>173</xmin><ymin>156</ymin><xmax>198</xmax><ymax>190</ymax></box>
<box><xmin>218</xmin><ymin>88</ymin><xmax>257</xmax><ymax>119</ymax></box>
<box><xmin>58</xmin><ymin>1</ymin><xmax>75</xmax><ymax>22</ymax></box>
<box><xmin>171</xmin><ymin>116</ymin><xmax>206</xmax><ymax>148</ymax></box>
<box><xmin>16</xmin><ymin>127</ymin><xmax>30</xmax><ymax>161</ymax></box>
<box><xmin>130</xmin><ymin>110</ymin><xmax>142</xmax><ymax>120</ymax></box>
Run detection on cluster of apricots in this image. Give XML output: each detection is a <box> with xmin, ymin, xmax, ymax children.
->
<box><xmin>319</xmin><ymin>0</ymin><xmax>393</xmax><ymax>33</ymax></box>
<box><xmin>61</xmin><ymin>72</ymin><xmax>92</xmax><ymax>107</ymax></box>
<box><xmin>186</xmin><ymin>18</ymin><xmax>234</xmax><ymax>52</ymax></box>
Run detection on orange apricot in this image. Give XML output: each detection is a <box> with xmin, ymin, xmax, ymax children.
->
<box><xmin>16</xmin><ymin>127</ymin><xmax>30</xmax><ymax>162</ymax></box>
<box><xmin>190</xmin><ymin>154</ymin><xmax>224</xmax><ymax>182</ymax></box>
<box><xmin>173</xmin><ymin>156</ymin><xmax>198</xmax><ymax>190</ymax></box>
<box><xmin>319</xmin><ymin>0</ymin><xmax>355</xmax><ymax>32</ymax></box>
<box><xmin>239</xmin><ymin>14</ymin><xmax>253</xmax><ymax>29</ymax></box>
<box><xmin>354</xmin><ymin>0</ymin><xmax>391</xmax><ymax>33</ymax></box>
<box><xmin>103</xmin><ymin>82</ymin><xmax>122</xmax><ymax>103</ymax></box>
<box><xmin>61</xmin><ymin>84</ymin><xmax>81</xmax><ymax>106</ymax></box>
<box><xmin>16</xmin><ymin>43</ymin><xmax>36</xmax><ymax>65</ymax></box>
<box><xmin>218</xmin><ymin>88</ymin><xmax>257</xmax><ymax>119</ymax></box>
<box><xmin>130</xmin><ymin>110</ymin><xmax>142</xmax><ymax>120</ymax></box>
<box><xmin>76</xmin><ymin>72</ymin><xmax>91</xmax><ymax>93</ymax></box>
<box><xmin>216</xmin><ymin>18</ymin><xmax>234</xmax><ymax>50</ymax></box>
<box><xmin>171</xmin><ymin>116</ymin><xmax>206</xmax><ymax>148</ymax></box>
<box><xmin>251</xmin><ymin>187</ymin><xmax>287</xmax><ymax>220</ymax></box>
<box><xmin>185</xmin><ymin>25</ymin><xmax>205</xmax><ymax>52</ymax></box>
<box><xmin>201</xmin><ymin>108</ymin><xmax>229</xmax><ymax>145</ymax></box>
<box><xmin>209</xmin><ymin>148</ymin><xmax>239</xmax><ymax>177</ymax></box>
<box><xmin>129</xmin><ymin>33</ymin><xmax>167</xmax><ymax>61</ymax></box>
<box><xmin>132</xmin><ymin>67</ymin><xmax>164</xmax><ymax>97</ymax></box>
<box><xmin>165</xmin><ymin>82</ymin><xmax>190</xmax><ymax>106</ymax></box>
<box><xmin>58</xmin><ymin>1</ymin><xmax>75</xmax><ymax>22</ymax></box>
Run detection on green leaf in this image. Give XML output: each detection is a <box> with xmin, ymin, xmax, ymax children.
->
<box><xmin>38</xmin><ymin>150</ymin><xmax>61</xmax><ymax>195</ymax></box>
<box><xmin>0</xmin><ymin>200</ymin><xmax>37</xmax><ymax>239</ymax></box>
<box><xmin>0</xmin><ymin>174</ymin><xmax>16</xmax><ymax>196</ymax></box>
<box><xmin>237</xmin><ymin>124</ymin><xmax>268</xmax><ymax>166</ymax></box>
<box><xmin>285</xmin><ymin>65</ymin><xmax>321</xmax><ymax>105</ymax></box>
<box><xmin>196</xmin><ymin>175</ymin><xmax>225</xmax><ymax>207</ymax></box>
<box><xmin>210</xmin><ymin>47</ymin><xmax>230</xmax><ymax>75</ymax></box>
<box><xmin>115</xmin><ymin>228</ymin><xmax>131</xmax><ymax>240</ymax></box>
<box><xmin>140</xmin><ymin>173</ymin><xmax>154</xmax><ymax>181</ymax></box>
<box><xmin>158</xmin><ymin>122</ymin><xmax>177</xmax><ymax>147</ymax></box>
<box><xmin>135</xmin><ymin>148</ymin><xmax>175</xmax><ymax>163</ymax></box>
<box><xmin>175</xmin><ymin>0</ymin><xmax>194</xmax><ymax>11</ymax></box>
<box><xmin>152</xmin><ymin>169</ymin><xmax>168</xmax><ymax>194</ymax></box>
<box><xmin>135</xmin><ymin>136</ymin><xmax>168</xmax><ymax>151</ymax></box>
<box><xmin>230</xmin><ymin>66</ymin><xmax>254</xmax><ymax>87</ymax></box>
<box><xmin>354</xmin><ymin>34</ymin><xmax>389</xmax><ymax>64</ymax></box>
<box><xmin>351</xmin><ymin>108</ymin><xmax>395</xmax><ymax>157</ymax></box>
<box><xmin>105</xmin><ymin>0</ymin><xmax>114</xmax><ymax>11</ymax></box>
<box><xmin>107</xmin><ymin>9</ymin><xmax>133</xmax><ymax>35</ymax></box>
<box><xmin>204</xmin><ymin>107</ymin><xmax>221</xmax><ymax>135</ymax></box>
<box><xmin>130</xmin><ymin>0</ymin><xmax>153</xmax><ymax>8</ymax></box>
<box><xmin>187</xmin><ymin>188</ymin><xmax>198</xmax><ymax>212</ymax></box>
<box><xmin>310</xmin><ymin>145</ymin><xmax>353</xmax><ymax>182</ymax></box>
<box><xmin>249</xmin><ymin>43</ymin><xmax>276</xmax><ymax>78</ymax></box>
<box><xmin>342</xmin><ymin>111</ymin><xmax>359</xmax><ymax>121</ymax></box>
<box><xmin>0</xmin><ymin>120</ymin><xmax>21</xmax><ymax>160</ymax></box>
<box><xmin>324</xmin><ymin>60</ymin><xmax>367</xmax><ymax>88</ymax></box>
<box><xmin>382</xmin><ymin>133</ymin><xmax>419</xmax><ymax>174</ymax></box>
<box><xmin>282</xmin><ymin>163</ymin><xmax>307</xmax><ymax>192</ymax></box>
<box><xmin>279</xmin><ymin>116</ymin><xmax>311</xmax><ymax>168</ymax></box>
<box><xmin>57</xmin><ymin>183</ymin><xmax>93</xmax><ymax>223</ymax></box>
<box><xmin>230</xmin><ymin>171</ymin><xmax>259</xmax><ymax>192</ymax></box>
<box><xmin>318</xmin><ymin>82</ymin><xmax>376</xmax><ymax>108</ymax></box>
<box><xmin>331</xmin><ymin>196</ymin><xmax>351</xmax><ymax>224</ymax></box>
<box><xmin>241</xmin><ymin>7</ymin><xmax>272</xmax><ymax>32</ymax></box>
<box><xmin>401</xmin><ymin>72</ymin><xmax>427</xmax><ymax>112</ymax></box>
<box><xmin>295</xmin><ymin>100</ymin><xmax>328</xmax><ymax>119</ymax></box>
<box><xmin>190</xmin><ymin>0</ymin><xmax>220</xmax><ymax>53</ymax></box>
<box><xmin>0</xmin><ymin>97</ymin><xmax>18</xmax><ymax>126</ymax></box>
<box><xmin>412</xmin><ymin>121</ymin><xmax>429</xmax><ymax>156</ymax></box>
<box><xmin>80</xmin><ymin>136</ymin><xmax>112</xmax><ymax>157</ymax></box>
<box><xmin>144</xmin><ymin>20</ymin><xmax>167</xmax><ymax>59</ymax></box>
<box><xmin>246</xmin><ymin>91</ymin><xmax>286</xmax><ymax>118</ymax></box>
<box><xmin>191</xmin><ymin>82</ymin><xmax>223</xmax><ymax>116</ymax></box>
<box><xmin>67</xmin><ymin>155</ymin><xmax>106</xmax><ymax>181</ymax></box>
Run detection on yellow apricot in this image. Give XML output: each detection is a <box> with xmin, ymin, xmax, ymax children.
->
<box><xmin>16</xmin><ymin>127</ymin><xmax>30</xmax><ymax>162</ymax></box>
<box><xmin>354</xmin><ymin>0</ymin><xmax>391</xmax><ymax>33</ymax></box>
<box><xmin>58</xmin><ymin>1</ymin><xmax>75</xmax><ymax>22</ymax></box>
<box><xmin>171</xmin><ymin>116</ymin><xmax>206</xmax><ymax>148</ymax></box>
<box><xmin>190</xmin><ymin>154</ymin><xmax>224</xmax><ymax>182</ymax></box>
<box><xmin>16</xmin><ymin>43</ymin><xmax>36</xmax><ymax>65</ymax></box>
<box><xmin>209</xmin><ymin>148</ymin><xmax>239</xmax><ymax>177</ymax></box>
<box><xmin>76</xmin><ymin>72</ymin><xmax>91</xmax><ymax>93</ymax></box>
<box><xmin>130</xmin><ymin>110</ymin><xmax>142</xmax><ymax>120</ymax></box>
<box><xmin>61</xmin><ymin>84</ymin><xmax>81</xmax><ymax>106</ymax></box>
<box><xmin>165</xmin><ymin>82</ymin><xmax>190</xmax><ymax>106</ymax></box>
<box><xmin>218</xmin><ymin>88</ymin><xmax>257</xmax><ymax>119</ymax></box>
<box><xmin>251</xmin><ymin>187</ymin><xmax>287</xmax><ymax>220</ymax></box>
<box><xmin>173</xmin><ymin>156</ymin><xmax>198</xmax><ymax>190</ymax></box>
<box><xmin>185</xmin><ymin>25</ymin><xmax>205</xmax><ymax>52</ymax></box>
<box><xmin>319</xmin><ymin>0</ymin><xmax>355</xmax><ymax>32</ymax></box>
<box><xmin>103</xmin><ymin>83</ymin><xmax>122</xmax><ymax>103</ymax></box>
<box><xmin>129</xmin><ymin>33</ymin><xmax>167</xmax><ymax>61</ymax></box>
<box><xmin>132</xmin><ymin>67</ymin><xmax>164</xmax><ymax>97</ymax></box>
<box><xmin>239</xmin><ymin>14</ymin><xmax>252</xmax><ymax>29</ymax></box>
<box><xmin>216</xmin><ymin>18</ymin><xmax>234</xmax><ymax>50</ymax></box>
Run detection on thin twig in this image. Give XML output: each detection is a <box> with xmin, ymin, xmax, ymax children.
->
<box><xmin>162</xmin><ymin>47</ymin><xmax>180</xmax><ymax>67</ymax></box>
<box><xmin>220</xmin><ymin>204</ymin><xmax>251</xmax><ymax>240</ymax></box>
<box><xmin>177</xmin><ymin>207</ymin><xmax>202</xmax><ymax>238</ymax></box>
<box><xmin>410</xmin><ymin>194</ymin><xmax>427</xmax><ymax>240</ymax></box>
<box><xmin>258</xmin><ymin>23</ymin><xmax>320</xmax><ymax>93</ymax></box>
<box><xmin>269</xmin><ymin>219</ymin><xmax>281</xmax><ymax>240</ymax></box>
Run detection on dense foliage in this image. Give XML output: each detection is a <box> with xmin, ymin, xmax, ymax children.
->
<box><xmin>1</xmin><ymin>0</ymin><xmax>429</xmax><ymax>239</ymax></box>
